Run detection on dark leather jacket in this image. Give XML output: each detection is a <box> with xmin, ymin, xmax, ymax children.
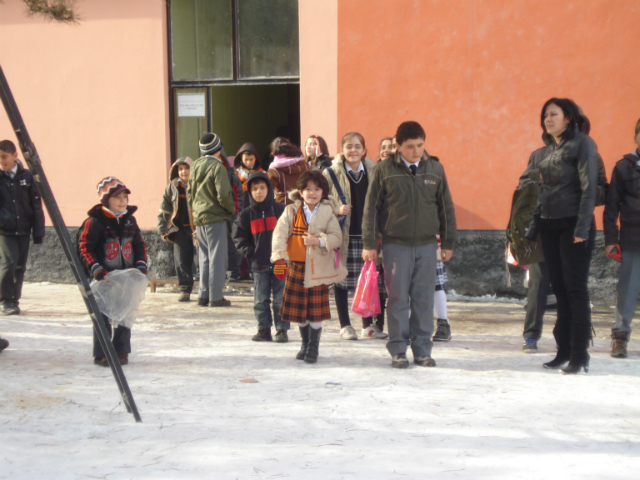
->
<box><xmin>0</xmin><ymin>161</ymin><xmax>45</xmax><ymax>241</ymax></box>
<box><xmin>603</xmin><ymin>150</ymin><xmax>640</xmax><ymax>250</ymax></box>
<box><xmin>533</xmin><ymin>129</ymin><xmax>598</xmax><ymax>238</ymax></box>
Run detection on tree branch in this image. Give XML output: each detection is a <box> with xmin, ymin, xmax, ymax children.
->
<box><xmin>23</xmin><ymin>0</ymin><xmax>81</xmax><ymax>24</ymax></box>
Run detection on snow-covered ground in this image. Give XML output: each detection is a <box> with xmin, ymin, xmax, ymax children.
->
<box><xmin>1</xmin><ymin>283</ymin><xmax>639</xmax><ymax>479</ymax></box>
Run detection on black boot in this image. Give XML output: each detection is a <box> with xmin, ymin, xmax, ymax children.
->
<box><xmin>561</xmin><ymin>321</ymin><xmax>591</xmax><ymax>374</ymax></box>
<box><xmin>296</xmin><ymin>325</ymin><xmax>310</xmax><ymax>360</ymax></box>
<box><xmin>304</xmin><ymin>327</ymin><xmax>322</xmax><ymax>364</ymax></box>
<box><xmin>543</xmin><ymin>315</ymin><xmax>571</xmax><ymax>369</ymax></box>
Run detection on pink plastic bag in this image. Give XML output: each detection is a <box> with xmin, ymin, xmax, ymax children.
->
<box><xmin>351</xmin><ymin>261</ymin><xmax>381</xmax><ymax>317</ymax></box>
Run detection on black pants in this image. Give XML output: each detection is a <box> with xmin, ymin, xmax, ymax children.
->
<box><xmin>538</xmin><ymin>216</ymin><xmax>595</xmax><ymax>362</ymax></box>
<box><xmin>227</xmin><ymin>220</ymin><xmax>241</xmax><ymax>277</ymax></box>
<box><xmin>93</xmin><ymin>314</ymin><xmax>131</xmax><ymax>358</ymax></box>
<box><xmin>0</xmin><ymin>234</ymin><xmax>30</xmax><ymax>307</ymax></box>
<box><xmin>334</xmin><ymin>286</ymin><xmax>386</xmax><ymax>330</ymax></box>
<box><xmin>170</xmin><ymin>227</ymin><xmax>195</xmax><ymax>293</ymax></box>
<box><xmin>523</xmin><ymin>261</ymin><xmax>550</xmax><ymax>340</ymax></box>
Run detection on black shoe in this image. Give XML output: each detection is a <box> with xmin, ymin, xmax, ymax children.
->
<box><xmin>296</xmin><ymin>325</ymin><xmax>310</xmax><ymax>360</ymax></box>
<box><xmin>391</xmin><ymin>353</ymin><xmax>410</xmax><ymax>369</ymax></box>
<box><xmin>560</xmin><ymin>360</ymin><xmax>589</xmax><ymax>375</ymax></box>
<box><xmin>433</xmin><ymin>319</ymin><xmax>451</xmax><ymax>342</ymax></box>
<box><xmin>304</xmin><ymin>327</ymin><xmax>322</xmax><ymax>363</ymax></box>
<box><xmin>543</xmin><ymin>355</ymin><xmax>569</xmax><ymax>369</ymax></box>
<box><xmin>178</xmin><ymin>293</ymin><xmax>191</xmax><ymax>302</ymax></box>
<box><xmin>118</xmin><ymin>354</ymin><xmax>129</xmax><ymax>366</ymax></box>
<box><xmin>94</xmin><ymin>356</ymin><xmax>109</xmax><ymax>367</ymax></box>
<box><xmin>522</xmin><ymin>338</ymin><xmax>538</xmax><ymax>353</ymax></box>
<box><xmin>197</xmin><ymin>297</ymin><xmax>209</xmax><ymax>306</ymax></box>
<box><xmin>252</xmin><ymin>329</ymin><xmax>272</xmax><ymax>341</ymax></box>
<box><xmin>414</xmin><ymin>355</ymin><xmax>436</xmax><ymax>367</ymax></box>
<box><xmin>1</xmin><ymin>303</ymin><xmax>20</xmax><ymax>315</ymax></box>
<box><xmin>274</xmin><ymin>329</ymin><xmax>289</xmax><ymax>343</ymax></box>
<box><xmin>209</xmin><ymin>298</ymin><xmax>231</xmax><ymax>307</ymax></box>
<box><xmin>0</xmin><ymin>338</ymin><xmax>9</xmax><ymax>352</ymax></box>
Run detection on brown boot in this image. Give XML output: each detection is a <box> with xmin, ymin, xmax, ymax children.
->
<box><xmin>611</xmin><ymin>331</ymin><xmax>629</xmax><ymax>358</ymax></box>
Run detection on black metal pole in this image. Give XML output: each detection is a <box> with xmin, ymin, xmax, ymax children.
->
<box><xmin>0</xmin><ymin>64</ymin><xmax>142</xmax><ymax>422</ymax></box>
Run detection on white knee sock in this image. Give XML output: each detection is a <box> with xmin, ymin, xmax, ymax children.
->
<box><xmin>299</xmin><ymin>321</ymin><xmax>310</xmax><ymax>327</ymax></box>
<box><xmin>434</xmin><ymin>290</ymin><xmax>448</xmax><ymax>322</ymax></box>
<box><xmin>309</xmin><ymin>321</ymin><xmax>322</xmax><ymax>330</ymax></box>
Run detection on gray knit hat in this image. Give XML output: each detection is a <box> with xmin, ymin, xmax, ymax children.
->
<box><xmin>199</xmin><ymin>133</ymin><xmax>222</xmax><ymax>155</ymax></box>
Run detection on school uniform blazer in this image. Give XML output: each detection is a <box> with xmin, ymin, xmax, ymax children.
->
<box><xmin>271</xmin><ymin>191</ymin><xmax>348</xmax><ymax>288</ymax></box>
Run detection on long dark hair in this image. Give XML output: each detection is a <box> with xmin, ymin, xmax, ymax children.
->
<box><xmin>304</xmin><ymin>135</ymin><xmax>330</xmax><ymax>164</ymax></box>
<box><xmin>270</xmin><ymin>136</ymin><xmax>303</xmax><ymax>158</ymax></box>
<box><xmin>540</xmin><ymin>98</ymin><xmax>580</xmax><ymax>144</ymax></box>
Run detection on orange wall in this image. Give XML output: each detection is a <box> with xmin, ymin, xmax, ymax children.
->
<box><xmin>338</xmin><ymin>0</ymin><xmax>640</xmax><ymax>229</ymax></box>
<box><xmin>0</xmin><ymin>0</ymin><xmax>170</xmax><ymax>229</ymax></box>
<box><xmin>299</xmin><ymin>0</ymin><xmax>339</xmax><ymax>155</ymax></box>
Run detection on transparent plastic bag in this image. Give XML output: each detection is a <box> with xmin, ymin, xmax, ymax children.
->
<box><xmin>351</xmin><ymin>261</ymin><xmax>381</xmax><ymax>317</ymax></box>
<box><xmin>90</xmin><ymin>268</ymin><xmax>148</xmax><ymax>329</ymax></box>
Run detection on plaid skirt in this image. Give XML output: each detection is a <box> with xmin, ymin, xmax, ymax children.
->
<box><xmin>435</xmin><ymin>260</ymin><xmax>448</xmax><ymax>291</ymax></box>
<box><xmin>280</xmin><ymin>261</ymin><xmax>331</xmax><ymax>323</ymax></box>
<box><xmin>336</xmin><ymin>236</ymin><xmax>386</xmax><ymax>295</ymax></box>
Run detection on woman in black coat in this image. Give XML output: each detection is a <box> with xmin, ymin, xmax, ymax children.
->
<box><xmin>527</xmin><ymin>98</ymin><xmax>599</xmax><ymax>374</ymax></box>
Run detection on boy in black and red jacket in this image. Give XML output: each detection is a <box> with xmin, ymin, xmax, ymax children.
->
<box><xmin>232</xmin><ymin>172</ymin><xmax>288</xmax><ymax>342</ymax></box>
<box><xmin>0</xmin><ymin>140</ymin><xmax>44</xmax><ymax>316</ymax></box>
<box><xmin>79</xmin><ymin>177</ymin><xmax>147</xmax><ymax>367</ymax></box>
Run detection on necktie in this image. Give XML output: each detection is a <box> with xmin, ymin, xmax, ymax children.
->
<box><xmin>348</xmin><ymin>170</ymin><xmax>363</xmax><ymax>182</ymax></box>
<box><xmin>409</xmin><ymin>165</ymin><xmax>417</xmax><ymax>176</ymax></box>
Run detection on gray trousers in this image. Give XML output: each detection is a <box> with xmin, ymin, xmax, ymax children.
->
<box><xmin>383</xmin><ymin>242</ymin><xmax>437</xmax><ymax>357</ymax></box>
<box><xmin>613</xmin><ymin>249</ymin><xmax>640</xmax><ymax>334</ymax></box>
<box><xmin>196</xmin><ymin>222</ymin><xmax>228</xmax><ymax>302</ymax></box>
<box><xmin>523</xmin><ymin>262</ymin><xmax>550</xmax><ymax>340</ymax></box>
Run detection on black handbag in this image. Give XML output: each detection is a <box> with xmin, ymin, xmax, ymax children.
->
<box><xmin>326</xmin><ymin>167</ymin><xmax>347</xmax><ymax>228</ymax></box>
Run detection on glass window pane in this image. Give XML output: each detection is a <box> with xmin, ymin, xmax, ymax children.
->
<box><xmin>171</xmin><ymin>0</ymin><xmax>233</xmax><ymax>80</ymax></box>
<box><xmin>238</xmin><ymin>0</ymin><xmax>299</xmax><ymax>79</ymax></box>
<box><xmin>175</xmin><ymin>88</ymin><xmax>208</xmax><ymax>162</ymax></box>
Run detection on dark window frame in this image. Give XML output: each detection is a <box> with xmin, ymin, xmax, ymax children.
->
<box><xmin>166</xmin><ymin>0</ymin><xmax>300</xmax><ymax>160</ymax></box>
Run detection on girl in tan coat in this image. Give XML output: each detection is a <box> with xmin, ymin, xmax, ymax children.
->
<box><xmin>271</xmin><ymin>171</ymin><xmax>347</xmax><ymax>363</ymax></box>
<box><xmin>323</xmin><ymin>132</ymin><xmax>387</xmax><ymax>341</ymax></box>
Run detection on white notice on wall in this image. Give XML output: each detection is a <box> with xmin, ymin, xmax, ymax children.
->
<box><xmin>177</xmin><ymin>93</ymin><xmax>206</xmax><ymax>117</ymax></box>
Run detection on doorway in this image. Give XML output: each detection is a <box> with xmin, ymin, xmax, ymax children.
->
<box><xmin>173</xmin><ymin>83</ymin><xmax>300</xmax><ymax>164</ymax></box>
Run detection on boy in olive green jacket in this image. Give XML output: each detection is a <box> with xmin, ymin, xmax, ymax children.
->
<box><xmin>362</xmin><ymin>121</ymin><xmax>456</xmax><ymax>369</ymax></box>
<box><xmin>187</xmin><ymin>133</ymin><xmax>236</xmax><ymax>307</ymax></box>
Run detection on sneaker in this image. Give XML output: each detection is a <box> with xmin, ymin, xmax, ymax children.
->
<box><xmin>178</xmin><ymin>293</ymin><xmax>191</xmax><ymax>302</ymax></box>
<box><xmin>118</xmin><ymin>354</ymin><xmax>129</xmax><ymax>365</ymax></box>
<box><xmin>0</xmin><ymin>338</ymin><xmax>9</xmax><ymax>352</ymax></box>
<box><xmin>433</xmin><ymin>319</ymin><xmax>451</xmax><ymax>342</ymax></box>
<box><xmin>274</xmin><ymin>329</ymin><xmax>289</xmax><ymax>343</ymax></box>
<box><xmin>361</xmin><ymin>325</ymin><xmax>389</xmax><ymax>339</ymax></box>
<box><xmin>93</xmin><ymin>356</ymin><xmax>109</xmax><ymax>367</ymax></box>
<box><xmin>1</xmin><ymin>303</ymin><xmax>20</xmax><ymax>315</ymax></box>
<box><xmin>209</xmin><ymin>298</ymin><xmax>231</xmax><ymax>307</ymax></box>
<box><xmin>523</xmin><ymin>338</ymin><xmax>538</xmax><ymax>353</ymax></box>
<box><xmin>252</xmin><ymin>329</ymin><xmax>272</xmax><ymax>342</ymax></box>
<box><xmin>414</xmin><ymin>355</ymin><xmax>437</xmax><ymax>367</ymax></box>
<box><xmin>391</xmin><ymin>353</ymin><xmax>410</xmax><ymax>369</ymax></box>
<box><xmin>197</xmin><ymin>297</ymin><xmax>209</xmax><ymax>306</ymax></box>
<box><xmin>340</xmin><ymin>325</ymin><xmax>358</xmax><ymax>340</ymax></box>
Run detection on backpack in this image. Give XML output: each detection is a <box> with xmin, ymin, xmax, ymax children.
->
<box><xmin>74</xmin><ymin>217</ymin><xmax>92</xmax><ymax>277</ymax></box>
<box><xmin>506</xmin><ymin>169</ymin><xmax>544</xmax><ymax>266</ymax></box>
